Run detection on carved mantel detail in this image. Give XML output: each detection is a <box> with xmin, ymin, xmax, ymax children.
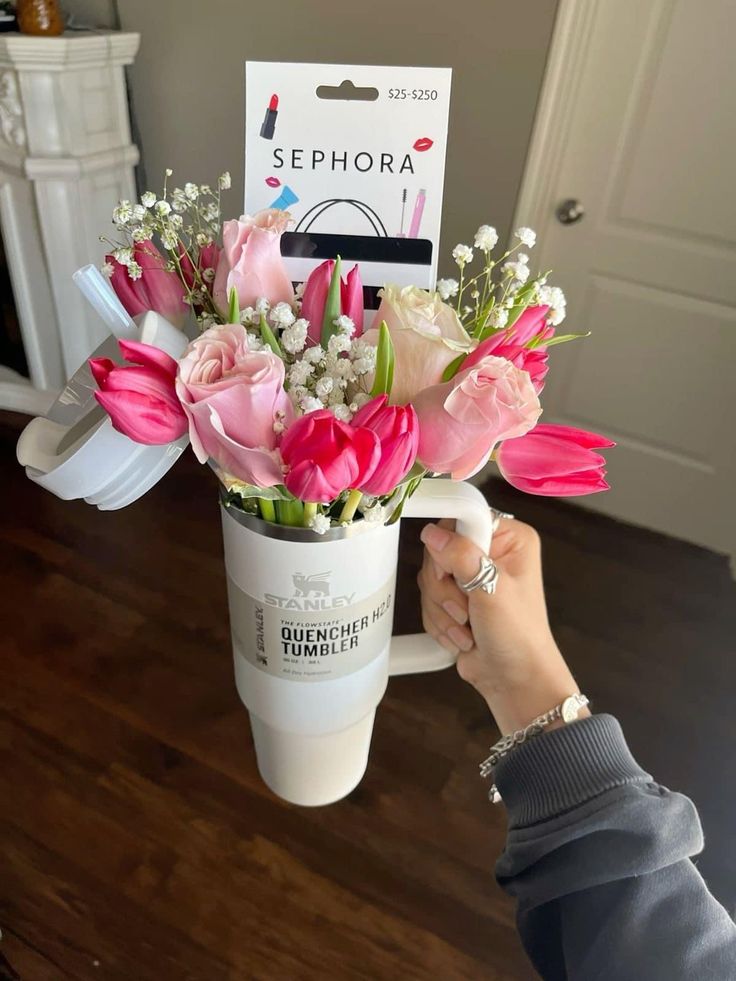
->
<box><xmin>0</xmin><ymin>70</ymin><xmax>25</xmax><ymax>149</ymax></box>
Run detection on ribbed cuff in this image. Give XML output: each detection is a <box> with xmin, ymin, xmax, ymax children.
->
<box><xmin>494</xmin><ymin>714</ymin><xmax>651</xmax><ymax>827</ymax></box>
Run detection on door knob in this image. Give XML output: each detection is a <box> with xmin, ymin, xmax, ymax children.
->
<box><xmin>556</xmin><ymin>198</ymin><xmax>584</xmax><ymax>225</ymax></box>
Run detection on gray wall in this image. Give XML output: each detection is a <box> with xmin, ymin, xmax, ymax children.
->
<box><xmin>65</xmin><ymin>0</ymin><xmax>558</xmax><ymax>275</ymax></box>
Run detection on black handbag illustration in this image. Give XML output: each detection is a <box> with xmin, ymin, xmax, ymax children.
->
<box><xmin>280</xmin><ymin>196</ymin><xmax>434</xmax><ymax>309</ymax></box>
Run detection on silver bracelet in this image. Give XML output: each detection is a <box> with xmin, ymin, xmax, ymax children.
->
<box><xmin>481</xmin><ymin>693</ymin><xmax>589</xmax><ymax>803</ymax></box>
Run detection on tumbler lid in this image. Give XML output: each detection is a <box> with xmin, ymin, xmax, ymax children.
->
<box><xmin>16</xmin><ymin>310</ymin><xmax>190</xmax><ymax>510</ymax></box>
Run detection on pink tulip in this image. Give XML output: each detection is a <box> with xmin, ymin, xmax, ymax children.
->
<box><xmin>281</xmin><ymin>410</ymin><xmax>380</xmax><ymax>503</ymax></box>
<box><xmin>178</xmin><ymin>247</ymin><xmax>196</xmax><ymax>290</ymax></box>
<box><xmin>178</xmin><ymin>241</ymin><xmax>221</xmax><ymax>290</ymax></box>
<box><xmin>107</xmin><ymin>241</ymin><xmax>188</xmax><ymax>328</ymax></box>
<box><xmin>212</xmin><ymin>210</ymin><xmax>294</xmax><ymax>314</ymax></box>
<box><xmin>413</xmin><ymin>355</ymin><xmax>541</xmax><ymax>480</ymax></box>
<box><xmin>497</xmin><ymin>423</ymin><xmax>615</xmax><ymax>496</ymax></box>
<box><xmin>463</xmin><ymin>305</ymin><xmax>553</xmax><ymax>393</ymax></box>
<box><xmin>176</xmin><ymin>322</ymin><xmax>293</xmax><ymax>486</ymax></box>
<box><xmin>301</xmin><ymin>259</ymin><xmax>364</xmax><ymax>344</ymax></box>
<box><xmin>342</xmin><ymin>263</ymin><xmax>364</xmax><ymax>332</ymax></box>
<box><xmin>351</xmin><ymin>395</ymin><xmax>419</xmax><ymax>495</ymax></box>
<box><xmin>89</xmin><ymin>338</ymin><xmax>187</xmax><ymax>445</ymax></box>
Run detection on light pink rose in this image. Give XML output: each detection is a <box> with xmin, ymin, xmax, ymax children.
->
<box><xmin>413</xmin><ymin>355</ymin><xmax>542</xmax><ymax>480</ymax></box>
<box><xmin>212</xmin><ymin>209</ymin><xmax>294</xmax><ymax>314</ymax></box>
<box><xmin>362</xmin><ymin>285</ymin><xmax>473</xmax><ymax>404</ymax></box>
<box><xmin>175</xmin><ymin>322</ymin><xmax>293</xmax><ymax>486</ymax></box>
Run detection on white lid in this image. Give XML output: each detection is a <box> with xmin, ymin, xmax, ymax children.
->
<box><xmin>17</xmin><ymin>310</ymin><xmax>191</xmax><ymax>510</ymax></box>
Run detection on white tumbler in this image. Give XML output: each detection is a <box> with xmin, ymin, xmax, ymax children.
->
<box><xmin>222</xmin><ymin>478</ymin><xmax>493</xmax><ymax>806</ymax></box>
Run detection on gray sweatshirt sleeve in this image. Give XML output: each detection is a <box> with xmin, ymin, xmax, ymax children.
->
<box><xmin>493</xmin><ymin>714</ymin><xmax>736</xmax><ymax>980</ymax></box>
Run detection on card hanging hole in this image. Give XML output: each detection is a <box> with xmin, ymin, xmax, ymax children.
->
<box><xmin>316</xmin><ymin>80</ymin><xmax>379</xmax><ymax>102</ymax></box>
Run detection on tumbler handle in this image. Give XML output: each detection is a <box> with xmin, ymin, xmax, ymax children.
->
<box><xmin>389</xmin><ymin>479</ymin><xmax>494</xmax><ymax>676</ymax></box>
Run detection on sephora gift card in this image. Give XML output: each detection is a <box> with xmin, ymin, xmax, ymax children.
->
<box><xmin>245</xmin><ymin>62</ymin><xmax>452</xmax><ymax>303</ymax></box>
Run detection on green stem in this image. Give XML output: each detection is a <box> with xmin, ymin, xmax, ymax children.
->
<box><xmin>277</xmin><ymin>498</ymin><xmax>304</xmax><ymax>526</ymax></box>
<box><xmin>303</xmin><ymin>501</ymin><xmax>317</xmax><ymax>527</ymax></box>
<box><xmin>339</xmin><ymin>489</ymin><xmax>363</xmax><ymax>524</ymax></box>
<box><xmin>258</xmin><ymin>498</ymin><xmax>276</xmax><ymax>523</ymax></box>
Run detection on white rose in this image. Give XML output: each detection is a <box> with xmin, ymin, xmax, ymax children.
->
<box><xmin>361</xmin><ymin>284</ymin><xmax>473</xmax><ymax>404</ymax></box>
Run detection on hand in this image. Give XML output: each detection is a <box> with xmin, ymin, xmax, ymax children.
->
<box><xmin>418</xmin><ymin>517</ymin><xmax>589</xmax><ymax>734</ymax></box>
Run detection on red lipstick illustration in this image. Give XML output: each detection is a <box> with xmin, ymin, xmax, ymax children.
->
<box><xmin>265</xmin><ymin>176</ymin><xmax>281</xmax><ymax>188</ymax></box>
<box><xmin>413</xmin><ymin>137</ymin><xmax>433</xmax><ymax>152</ymax></box>
<box><xmin>260</xmin><ymin>93</ymin><xmax>279</xmax><ymax>140</ymax></box>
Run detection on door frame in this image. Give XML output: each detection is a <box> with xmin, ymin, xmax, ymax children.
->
<box><xmin>511</xmin><ymin>0</ymin><xmax>601</xmax><ymax>240</ymax></box>
<box><xmin>512</xmin><ymin>0</ymin><xmax>736</xmax><ymax>568</ymax></box>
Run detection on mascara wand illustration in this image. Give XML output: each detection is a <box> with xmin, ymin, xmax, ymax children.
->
<box><xmin>397</xmin><ymin>188</ymin><xmax>407</xmax><ymax>237</ymax></box>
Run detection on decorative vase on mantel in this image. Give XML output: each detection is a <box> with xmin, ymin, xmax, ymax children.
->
<box><xmin>15</xmin><ymin>0</ymin><xmax>64</xmax><ymax>36</ymax></box>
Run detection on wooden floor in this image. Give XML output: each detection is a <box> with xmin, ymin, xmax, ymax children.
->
<box><xmin>1</xmin><ymin>410</ymin><xmax>734</xmax><ymax>980</ymax></box>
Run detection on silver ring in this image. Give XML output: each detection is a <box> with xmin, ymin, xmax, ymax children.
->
<box><xmin>490</xmin><ymin>508</ymin><xmax>514</xmax><ymax>533</ymax></box>
<box><xmin>458</xmin><ymin>554</ymin><xmax>499</xmax><ymax>595</ymax></box>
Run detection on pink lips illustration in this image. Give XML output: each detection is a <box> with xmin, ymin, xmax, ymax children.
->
<box><xmin>265</xmin><ymin>176</ymin><xmax>281</xmax><ymax>188</ymax></box>
<box><xmin>413</xmin><ymin>137</ymin><xmax>434</xmax><ymax>152</ymax></box>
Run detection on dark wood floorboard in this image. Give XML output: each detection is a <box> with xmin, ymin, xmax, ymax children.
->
<box><xmin>1</xmin><ymin>410</ymin><xmax>734</xmax><ymax>980</ymax></box>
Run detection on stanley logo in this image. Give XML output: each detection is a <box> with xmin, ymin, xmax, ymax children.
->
<box><xmin>264</xmin><ymin>571</ymin><xmax>355</xmax><ymax>610</ymax></box>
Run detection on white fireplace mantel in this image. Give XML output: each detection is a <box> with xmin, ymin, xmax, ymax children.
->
<box><xmin>0</xmin><ymin>30</ymin><xmax>140</xmax><ymax>414</ymax></box>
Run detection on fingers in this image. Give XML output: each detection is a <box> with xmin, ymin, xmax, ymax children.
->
<box><xmin>420</xmin><ymin>522</ymin><xmax>488</xmax><ymax>588</ymax></box>
<box><xmin>417</xmin><ymin>557</ymin><xmax>469</xmax><ymax>617</ymax></box>
<box><xmin>421</xmin><ymin>594</ymin><xmax>475</xmax><ymax>654</ymax></box>
<box><xmin>417</xmin><ymin>556</ymin><xmax>474</xmax><ymax>653</ymax></box>
<box><xmin>489</xmin><ymin>518</ymin><xmax>541</xmax><ymax>571</ymax></box>
<box><xmin>421</xmin><ymin>517</ymin><xmax>456</xmax><ymax>581</ymax></box>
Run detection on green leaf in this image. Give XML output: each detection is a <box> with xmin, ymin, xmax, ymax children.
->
<box><xmin>398</xmin><ymin>461</ymin><xmax>427</xmax><ymax>486</ymax></box>
<box><xmin>259</xmin><ymin>313</ymin><xmax>283</xmax><ymax>357</ymax></box>
<box><xmin>320</xmin><ymin>255</ymin><xmax>343</xmax><ymax>346</ymax></box>
<box><xmin>386</xmin><ymin>471</ymin><xmax>426</xmax><ymax>524</ymax></box>
<box><xmin>501</xmin><ymin>279</ymin><xmax>543</xmax><ymax>330</ymax></box>
<box><xmin>478</xmin><ymin>324</ymin><xmax>505</xmax><ymax>342</ymax></box>
<box><xmin>370</xmin><ymin>320</ymin><xmax>395</xmax><ymax>397</ymax></box>
<box><xmin>226</xmin><ymin>482</ymin><xmax>294</xmax><ymax>502</ymax></box>
<box><xmin>227</xmin><ymin>286</ymin><xmax>239</xmax><ymax>325</ymax></box>
<box><xmin>441</xmin><ymin>352</ymin><xmax>468</xmax><ymax>382</ymax></box>
<box><xmin>530</xmin><ymin>331</ymin><xmax>590</xmax><ymax>349</ymax></box>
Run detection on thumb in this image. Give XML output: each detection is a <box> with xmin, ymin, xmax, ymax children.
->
<box><xmin>420</xmin><ymin>522</ymin><xmax>490</xmax><ymax>589</ymax></box>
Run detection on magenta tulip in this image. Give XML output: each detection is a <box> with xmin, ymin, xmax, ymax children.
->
<box><xmin>497</xmin><ymin>423</ymin><xmax>615</xmax><ymax>496</ymax></box>
<box><xmin>212</xmin><ymin>210</ymin><xmax>294</xmax><ymax>314</ymax></box>
<box><xmin>342</xmin><ymin>263</ymin><xmax>364</xmax><ymax>332</ymax></box>
<box><xmin>300</xmin><ymin>259</ymin><xmax>364</xmax><ymax>344</ymax></box>
<box><xmin>463</xmin><ymin>305</ymin><xmax>553</xmax><ymax>393</ymax></box>
<box><xmin>89</xmin><ymin>339</ymin><xmax>187</xmax><ymax>445</ymax></box>
<box><xmin>178</xmin><ymin>241</ymin><xmax>221</xmax><ymax>290</ymax></box>
<box><xmin>351</xmin><ymin>395</ymin><xmax>419</xmax><ymax>495</ymax></box>
<box><xmin>107</xmin><ymin>241</ymin><xmax>188</xmax><ymax>328</ymax></box>
<box><xmin>413</xmin><ymin>355</ymin><xmax>541</xmax><ymax>480</ymax></box>
<box><xmin>281</xmin><ymin>410</ymin><xmax>380</xmax><ymax>503</ymax></box>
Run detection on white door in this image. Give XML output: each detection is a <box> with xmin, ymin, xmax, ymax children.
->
<box><xmin>514</xmin><ymin>0</ymin><xmax>736</xmax><ymax>555</ymax></box>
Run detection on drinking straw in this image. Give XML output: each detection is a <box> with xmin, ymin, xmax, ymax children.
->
<box><xmin>72</xmin><ymin>264</ymin><xmax>137</xmax><ymax>339</ymax></box>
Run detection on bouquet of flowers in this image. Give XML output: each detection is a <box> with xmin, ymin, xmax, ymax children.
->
<box><xmin>95</xmin><ymin>171</ymin><xmax>613</xmax><ymax>532</ymax></box>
